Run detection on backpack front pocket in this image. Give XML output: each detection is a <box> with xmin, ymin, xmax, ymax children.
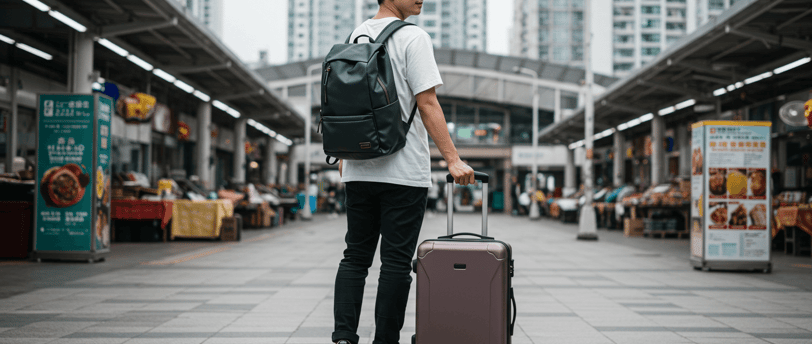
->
<box><xmin>321</xmin><ymin>114</ymin><xmax>381</xmax><ymax>158</ymax></box>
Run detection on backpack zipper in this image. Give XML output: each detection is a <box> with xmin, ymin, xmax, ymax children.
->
<box><xmin>376</xmin><ymin>77</ymin><xmax>390</xmax><ymax>105</ymax></box>
<box><xmin>323</xmin><ymin>66</ymin><xmax>331</xmax><ymax>105</ymax></box>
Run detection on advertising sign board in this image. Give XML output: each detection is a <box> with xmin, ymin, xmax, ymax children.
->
<box><xmin>690</xmin><ymin>121</ymin><xmax>771</xmax><ymax>272</ymax></box>
<box><xmin>34</xmin><ymin>94</ymin><xmax>112</xmax><ymax>262</ymax></box>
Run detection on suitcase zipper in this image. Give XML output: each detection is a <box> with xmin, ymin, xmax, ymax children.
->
<box><xmin>377</xmin><ymin>77</ymin><xmax>390</xmax><ymax>104</ymax></box>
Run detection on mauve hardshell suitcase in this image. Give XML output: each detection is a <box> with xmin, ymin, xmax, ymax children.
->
<box><xmin>412</xmin><ymin>172</ymin><xmax>516</xmax><ymax>344</ymax></box>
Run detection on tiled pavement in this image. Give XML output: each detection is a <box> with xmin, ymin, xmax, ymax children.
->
<box><xmin>1</xmin><ymin>213</ymin><xmax>812</xmax><ymax>344</ymax></box>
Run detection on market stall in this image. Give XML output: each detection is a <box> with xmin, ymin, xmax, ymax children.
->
<box><xmin>110</xmin><ymin>200</ymin><xmax>173</xmax><ymax>242</ymax></box>
<box><xmin>171</xmin><ymin>199</ymin><xmax>234</xmax><ymax>239</ymax></box>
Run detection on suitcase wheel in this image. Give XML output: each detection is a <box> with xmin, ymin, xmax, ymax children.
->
<box><xmin>412</xmin><ymin>259</ymin><xmax>417</xmax><ymax>273</ymax></box>
<box><xmin>411</xmin><ymin>334</ymin><xmax>416</xmax><ymax>344</ymax></box>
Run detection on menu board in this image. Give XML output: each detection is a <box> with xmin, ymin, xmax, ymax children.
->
<box><xmin>691</xmin><ymin>121</ymin><xmax>771</xmax><ymax>263</ymax></box>
<box><xmin>34</xmin><ymin>94</ymin><xmax>112</xmax><ymax>258</ymax></box>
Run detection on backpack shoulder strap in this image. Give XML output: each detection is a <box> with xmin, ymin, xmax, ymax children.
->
<box><xmin>376</xmin><ymin>20</ymin><xmax>415</xmax><ymax>44</ymax></box>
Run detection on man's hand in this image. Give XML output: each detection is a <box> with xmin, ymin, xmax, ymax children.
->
<box><xmin>448</xmin><ymin>159</ymin><xmax>474</xmax><ymax>186</ymax></box>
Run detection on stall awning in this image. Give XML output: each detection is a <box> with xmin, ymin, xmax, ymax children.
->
<box><xmin>538</xmin><ymin>0</ymin><xmax>812</xmax><ymax>145</ymax></box>
<box><xmin>0</xmin><ymin>0</ymin><xmax>307</xmax><ymax>140</ymax></box>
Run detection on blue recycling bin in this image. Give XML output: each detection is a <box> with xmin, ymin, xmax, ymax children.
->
<box><xmin>295</xmin><ymin>193</ymin><xmax>317</xmax><ymax>214</ymax></box>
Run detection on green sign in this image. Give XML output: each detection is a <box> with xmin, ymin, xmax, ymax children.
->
<box><xmin>34</xmin><ymin>94</ymin><xmax>112</xmax><ymax>259</ymax></box>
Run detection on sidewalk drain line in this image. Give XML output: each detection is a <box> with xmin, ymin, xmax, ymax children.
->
<box><xmin>141</xmin><ymin>246</ymin><xmax>233</xmax><ymax>266</ymax></box>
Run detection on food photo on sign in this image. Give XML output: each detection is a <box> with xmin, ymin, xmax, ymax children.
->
<box><xmin>116</xmin><ymin>93</ymin><xmax>156</xmax><ymax>123</ymax></box>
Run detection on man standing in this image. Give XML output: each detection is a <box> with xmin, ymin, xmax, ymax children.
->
<box><xmin>332</xmin><ymin>0</ymin><xmax>475</xmax><ymax>343</ymax></box>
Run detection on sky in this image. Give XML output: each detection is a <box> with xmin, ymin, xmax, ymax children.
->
<box><xmin>222</xmin><ymin>0</ymin><xmax>612</xmax><ymax>75</ymax></box>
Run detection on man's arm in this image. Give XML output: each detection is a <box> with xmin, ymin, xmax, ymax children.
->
<box><xmin>416</xmin><ymin>87</ymin><xmax>475</xmax><ymax>186</ymax></box>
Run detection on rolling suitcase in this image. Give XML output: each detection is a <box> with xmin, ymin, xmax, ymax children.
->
<box><xmin>412</xmin><ymin>172</ymin><xmax>516</xmax><ymax>344</ymax></box>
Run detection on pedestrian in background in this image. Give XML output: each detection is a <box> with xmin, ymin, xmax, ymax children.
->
<box><xmin>331</xmin><ymin>0</ymin><xmax>475</xmax><ymax>343</ymax></box>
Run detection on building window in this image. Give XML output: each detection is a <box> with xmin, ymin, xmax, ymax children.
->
<box><xmin>572</xmin><ymin>11</ymin><xmax>583</xmax><ymax>26</ymax></box>
<box><xmin>709</xmin><ymin>0</ymin><xmax>724</xmax><ymax>10</ymax></box>
<box><xmin>641</xmin><ymin>47</ymin><xmax>660</xmax><ymax>56</ymax></box>
<box><xmin>667</xmin><ymin>8</ymin><xmax>686</xmax><ymax>18</ymax></box>
<box><xmin>572</xmin><ymin>0</ymin><xmax>584</xmax><ymax>8</ymax></box>
<box><xmin>539</xmin><ymin>45</ymin><xmax>549</xmax><ymax>59</ymax></box>
<box><xmin>666</xmin><ymin>35</ymin><xmax>681</xmax><ymax>44</ymax></box>
<box><xmin>424</xmin><ymin>2</ymin><xmax>436</xmax><ymax>13</ymax></box>
<box><xmin>539</xmin><ymin>12</ymin><xmax>549</xmax><ymax>25</ymax></box>
<box><xmin>539</xmin><ymin>0</ymin><xmax>549</xmax><ymax>8</ymax></box>
<box><xmin>614</xmin><ymin>35</ymin><xmax>632</xmax><ymax>43</ymax></box>
<box><xmin>572</xmin><ymin>29</ymin><xmax>583</xmax><ymax>42</ymax></box>
<box><xmin>613</xmin><ymin>6</ymin><xmax>633</xmax><ymax>16</ymax></box>
<box><xmin>554</xmin><ymin>11</ymin><xmax>569</xmax><ymax>26</ymax></box>
<box><xmin>666</xmin><ymin>22</ymin><xmax>685</xmax><ymax>31</ymax></box>
<box><xmin>641</xmin><ymin>33</ymin><xmax>660</xmax><ymax>42</ymax></box>
<box><xmin>641</xmin><ymin>6</ymin><xmax>660</xmax><ymax>14</ymax></box>
<box><xmin>553</xmin><ymin>46</ymin><xmax>570</xmax><ymax>62</ymax></box>
<box><xmin>614</xmin><ymin>48</ymin><xmax>633</xmax><ymax>57</ymax></box>
<box><xmin>641</xmin><ymin>19</ymin><xmax>660</xmax><ymax>29</ymax></box>
<box><xmin>613</xmin><ymin>21</ymin><xmax>630</xmax><ymax>29</ymax></box>
<box><xmin>424</xmin><ymin>20</ymin><xmax>436</xmax><ymax>27</ymax></box>
<box><xmin>572</xmin><ymin>46</ymin><xmax>583</xmax><ymax>61</ymax></box>
<box><xmin>614</xmin><ymin>63</ymin><xmax>633</xmax><ymax>71</ymax></box>
<box><xmin>553</xmin><ymin>0</ymin><xmax>568</xmax><ymax>7</ymax></box>
<box><xmin>540</xmin><ymin>29</ymin><xmax>549</xmax><ymax>42</ymax></box>
<box><xmin>553</xmin><ymin>28</ymin><xmax>568</xmax><ymax>43</ymax></box>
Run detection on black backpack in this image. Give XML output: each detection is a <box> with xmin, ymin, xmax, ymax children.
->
<box><xmin>319</xmin><ymin>20</ymin><xmax>417</xmax><ymax>165</ymax></box>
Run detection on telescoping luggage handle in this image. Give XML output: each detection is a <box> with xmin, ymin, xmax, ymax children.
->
<box><xmin>445</xmin><ymin>172</ymin><xmax>489</xmax><ymax>237</ymax></box>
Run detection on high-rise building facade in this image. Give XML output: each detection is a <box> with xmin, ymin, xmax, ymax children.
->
<box><xmin>511</xmin><ymin>0</ymin><xmax>741</xmax><ymax>76</ymax></box>
<box><xmin>288</xmin><ymin>0</ymin><xmax>486</xmax><ymax>62</ymax></box>
<box><xmin>611</xmin><ymin>0</ymin><xmax>741</xmax><ymax>77</ymax></box>
<box><xmin>510</xmin><ymin>0</ymin><xmax>586</xmax><ymax>68</ymax></box>
<box><xmin>173</xmin><ymin>0</ymin><xmax>223</xmax><ymax>38</ymax></box>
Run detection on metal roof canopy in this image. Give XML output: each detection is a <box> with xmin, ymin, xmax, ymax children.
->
<box><xmin>0</xmin><ymin>0</ymin><xmax>307</xmax><ymax>140</ymax></box>
<box><xmin>538</xmin><ymin>0</ymin><xmax>812</xmax><ymax>145</ymax></box>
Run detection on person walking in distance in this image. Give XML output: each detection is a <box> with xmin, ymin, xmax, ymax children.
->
<box><xmin>331</xmin><ymin>0</ymin><xmax>475</xmax><ymax>343</ymax></box>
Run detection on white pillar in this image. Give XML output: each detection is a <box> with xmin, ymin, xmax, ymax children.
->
<box><xmin>554</xmin><ymin>88</ymin><xmax>562</xmax><ymax>122</ymax></box>
<box><xmin>578</xmin><ymin>0</ymin><xmax>598</xmax><ymax>240</ymax></box>
<box><xmin>686</xmin><ymin>0</ymin><xmax>698</xmax><ymax>33</ymax></box>
<box><xmin>68</xmin><ymin>32</ymin><xmax>94</xmax><ymax>94</ymax></box>
<box><xmin>265</xmin><ymin>137</ymin><xmax>277</xmax><ymax>184</ymax></box>
<box><xmin>196</xmin><ymin>102</ymin><xmax>212</xmax><ymax>188</ymax></box>
<box><xmin>613</xmin><ymin>132</ymin><xmax>625</xmax><ymax>187</ymax></box>
<box><xmin>651</xmin><ymin>114</ymin><xmax>665</xmax><ymax>185</ymax></box>
<box><xmin>233</xmin><ymin>118</ymin><xmax>247</xmax><ymax>183</ymax></box>
<box><xmin>677</xmin><ymin>123</ymin><xmax>691</xmax><ymax>177</ymax></box>
<box><xmin>565</xmin><ymin>147</ymin><xmax>576</xmax><ymax>195</ymax></box>
<box><xmin>5</xmin><ymin>68</ymin><xmax>19</xmax><ymax>173</ymax></box>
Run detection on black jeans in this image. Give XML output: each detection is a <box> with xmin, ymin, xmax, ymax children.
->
<box><xmin>332</xmin><ymin>182</ymin><xmax>428</xmax><ymax>344</ymax></box>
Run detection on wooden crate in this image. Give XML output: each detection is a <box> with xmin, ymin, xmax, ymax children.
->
<box><xmin>624</xmin><ymin>218</ymin><xmax>644</xmax><ymax>237</ymax></box>
<box><xmin>220</xmin><ymin>215</ymin><xmax>242</xmax><ymax>241</ymax></box>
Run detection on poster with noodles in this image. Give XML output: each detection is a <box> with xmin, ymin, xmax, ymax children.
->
<box><xmin>692</xmin><ymin>121</ymin><xmax>771</xmax><ymax>263</ymax></box>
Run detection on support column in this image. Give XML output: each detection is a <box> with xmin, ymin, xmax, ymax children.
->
<box><xmin>502</xmin><ymin>159</ymin><xmax>512</xmax><ymax>214</ymax></box>
<box><xmin>613</xmin><ymin>132</ymin><xmax>625</xmax><ymax>186</ymax></box>
<box><xmin>651</xmin><ymin>114</ymin><xmax>665</xmax><ymax>185</ymax></box>
<box><xmin>554</xmin><ymin>88</ymin><xmax>562</xmax><ymax>122</ymax></box>
<box><xmin>264</xmin><ymin>137</ymin><xmax>277</xmax><ymax>185</ymax></box>
<box><xmin>233</xmin><ymin>118</ymin><xmax>247</xmax><ymax>184</ymax></box>
<box><xmin>68</xmin><ymin>32</ymin><xmax>94</xmax><ymax>94</ymax></box>
<box><xmin>5</xmin><ymin>68</ymin><xmax>19</xmax><ymax>173</ymax></box>
<box><xmin>677</xmin><ymin>123</ymin><xmax>691</xmax><ymax>177</ymax></box>
<box><xmin>196</xmin><ymin>102</ymin><xmax>212</xmax><ymax>188</ymax></box>
<box><xmin>565</xmin><ymin>147</ymin><xmax>576</xmax><ymax>195</ymax></box>
<box><xmin>288</xmin><ymin>144</ymin><xmax>298</xmax><ymax>188</ymax></box>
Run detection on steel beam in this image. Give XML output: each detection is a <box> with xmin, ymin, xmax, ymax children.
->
<box><xmin>168</xmin><ymin>62</ymin><xmax>232</xmax><ymax>74</ymax></box>
<box><xmin>100</xmin><ymin>18</ymin><xmax>178</xmax><ymax>38</ymax></box>
<box><xmin>216</xmin><ymin>89</ymin><xmax>266</xmax><ymax>101</ymax></box>
<box><xmin>637</xmin><ymin>80</ymin><xmax>710</xmax><ymax>100</ymax></box>
<box><xmin>728</xmin><ymin>27</ymin><xmax>812</xmax><ymax>51</ymax></box>
<box><xmin>692</xmin><ymin>74</ymin><xmax>735</xmax><ymax>85</ymax></box>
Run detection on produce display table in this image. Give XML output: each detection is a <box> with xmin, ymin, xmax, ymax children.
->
<box><xmin>171</xmin><ymin>200</ymin><xmax>233</xmax><ymax>240</ymax></box>
<box><xmin>624</xmin><ymin>204</ymin><xmax>690</xmax><ymax>237</ymax></box>
<box><xmin>774</xmin><ymin>205</ymin><xmax>812</xmax><ymax>256</ymax></box>
<box><xmin>110</xmin><ymin>200</ymin><xmax>174</xmax><ymax>242</ymax></box>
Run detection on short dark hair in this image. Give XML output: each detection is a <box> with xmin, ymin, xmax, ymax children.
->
<box><xmin>378</xmin><ymin>0</ymin><xmax>384</xmax><ymax>4</ymax></box>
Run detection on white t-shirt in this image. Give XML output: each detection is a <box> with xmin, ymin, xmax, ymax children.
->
<box><xmin>340</xmin><ymin>17</ymin><xmax>443</xmax><ymax>188</ymax></box>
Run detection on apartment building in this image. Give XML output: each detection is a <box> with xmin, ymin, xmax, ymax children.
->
<box><xmin>289</xmin><ymin>0</ymin><xmax>487</xmax><ymax>62</ymax></box>
<box><xmin>172</xmin><ymin>0</ymin><xmax>223</xmax><ymax>38</ymax></box>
